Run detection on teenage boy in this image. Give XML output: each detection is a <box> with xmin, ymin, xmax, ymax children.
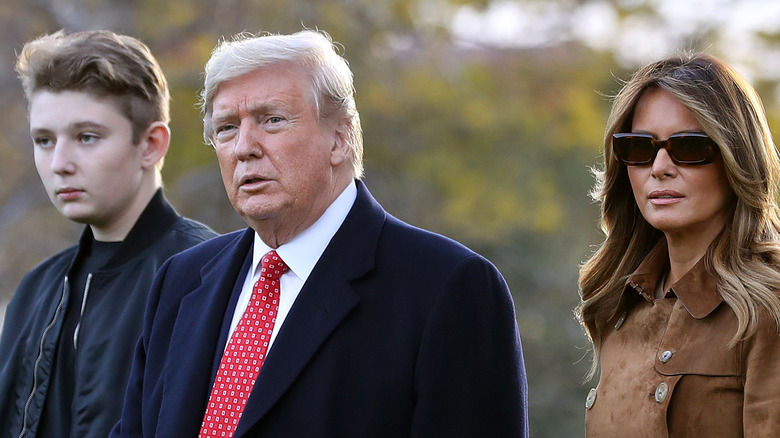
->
<box><xmin>0</xmin><ymin>30</ymin><xmax>217</xmax><ymax>437</ymax></box>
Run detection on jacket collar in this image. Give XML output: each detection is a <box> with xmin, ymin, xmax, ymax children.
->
<box><xmin>624</xmin><ymin>239</ymin><xmax>722</xmax><ymax>319</ymax></box>
<box><xmin>74</xmin><ymin>189</ymin><xmax>179</xmax><ymax>270</ymax></box>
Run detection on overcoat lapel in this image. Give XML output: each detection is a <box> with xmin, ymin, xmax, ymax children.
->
<box><xmin>235</xmin><ymin>181</ymin><xmax>386</xmax><ymax>436</ymax></box>
<box><xmin>157</xmin><ymin>229</ymin><xmax>255</xmax><ymax>436</ymax></box>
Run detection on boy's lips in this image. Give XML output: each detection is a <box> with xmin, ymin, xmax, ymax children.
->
<box><xmin>56</xmin><ymin>187</ymin><xmax>84</xmax><ymax>200</ymax></box>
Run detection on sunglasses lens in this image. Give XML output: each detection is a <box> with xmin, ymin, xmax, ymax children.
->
<box><xmin>612</xmin><ymin>134</ymin><xmax>717</xmax><ymax>165</ymax></box>
<box><xmin>613</xmin><ymin>136</ymin><xmax>654</xmax><ymax>164</ymax></box>
<box><xmin>669</xmin><ymin>136</ymin><xmax>715</xmax><ymax>164</ymax></box>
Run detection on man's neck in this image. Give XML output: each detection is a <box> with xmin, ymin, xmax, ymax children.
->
<box><xmin>254</xmin><ymin>177</ymin><xmax>353</xmax><ymax>248</ymax></box>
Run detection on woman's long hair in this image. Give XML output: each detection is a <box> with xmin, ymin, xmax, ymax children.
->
<box><xmin>577</xmin><ymin>53</ymin><xmax>780</xmax><ymax>378</ymax></box>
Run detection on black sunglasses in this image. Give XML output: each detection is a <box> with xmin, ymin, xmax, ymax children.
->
<box><xmin>612</xmin><ymin>133</ymin><xmax>719</xmax><ymax>166</ymax></box>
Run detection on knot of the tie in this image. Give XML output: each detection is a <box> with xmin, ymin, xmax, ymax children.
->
<box><xmin>261</xmin><ymin>250</ymin><xmax>288</xmax><ymax>281</ymax></box>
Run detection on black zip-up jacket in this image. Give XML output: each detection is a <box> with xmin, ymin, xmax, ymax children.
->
<box><xmin>0</xmin><ymin>190</ymin><xmax>217</xmax><ymax>438</ymax></box>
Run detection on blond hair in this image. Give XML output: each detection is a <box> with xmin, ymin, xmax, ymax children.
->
<box><xmin>577</xmin><ymin>53</ymin><xmax>780</xmax><ymax>378</ymax></box>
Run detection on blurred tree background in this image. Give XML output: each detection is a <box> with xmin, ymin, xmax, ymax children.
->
<box><xmin>3</xmin><ymin>0</ymin><xmax>780</xmax><ymax>435</ymax></box>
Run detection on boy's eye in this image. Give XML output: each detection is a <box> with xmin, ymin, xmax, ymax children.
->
<box><xmin>33</xmin><ymin>137</ymin><xmax>54</xmax><ymax>149</ymax></box>
<box><xmin>79</xmin><ymin>133</ymin><xmax>100</xmax><ymax>144</ymax></box>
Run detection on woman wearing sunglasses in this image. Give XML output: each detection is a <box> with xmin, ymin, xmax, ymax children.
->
<box><xmin>577</xmin><ymin>53</ymin><xmax>780</xmax><ymax>436</ymax></box>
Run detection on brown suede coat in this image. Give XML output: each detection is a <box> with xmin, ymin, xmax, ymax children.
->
<box><xmin>585</xmin><ymin>242</ymin><xmax>780</xmax><ymax>436</ymax></box>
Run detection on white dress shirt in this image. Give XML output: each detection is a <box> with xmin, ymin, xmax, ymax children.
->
<box><xmin>226</xmin><ymin>181</ymin><xmax>357</xmax><ymax>350</ymax></box>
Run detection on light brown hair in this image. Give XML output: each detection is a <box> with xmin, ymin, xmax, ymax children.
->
<box><xmin>578</xmin><ymin>53</ymin><xmax>780</xmax><ymax>377</ymax></box>
<box><xmin>16</xmin><ymin>30</ymin><xmax>170</xmax><ymax>145</ymax></box>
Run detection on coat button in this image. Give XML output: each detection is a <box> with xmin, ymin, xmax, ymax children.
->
<box><xmin>654</xmin><ymin>382</ymin><xmax>669</xmax><ymax>403</ymax></box>
<box><xmin>585</xmin><ymin>388</ymin><xmax>597</xmax><ymax>409</ymax></box>
<box><xmin>659</xmin><ymin>350</ymin><xmax>673</xmax><ymax>363</ymax></box>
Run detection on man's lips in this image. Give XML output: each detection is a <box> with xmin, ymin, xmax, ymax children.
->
<box><xmin>239</xmin><ymin>175</ymin><xmax>271</xmax><ymax>189</ymax></box>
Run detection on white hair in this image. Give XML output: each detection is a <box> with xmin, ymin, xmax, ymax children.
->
<box><xmin>200</xmin><ymin>30</ymin><xmax>364</xmax><ymax>179</ymax></box>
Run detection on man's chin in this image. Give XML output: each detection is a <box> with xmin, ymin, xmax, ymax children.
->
<box><xmin>238</xmin><ymin>210</ymin><xmax>277</xmax><ymax>227</ymax></box>
<box><xmin>234</xmin><ymin>199</ymin><xmax>281</xmax><ymax>222</ymax></box>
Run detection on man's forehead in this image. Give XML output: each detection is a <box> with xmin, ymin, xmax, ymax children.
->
<box><xmin>213</xmin><ymin>65</ymin><xmax>311</xmax><ymax>100</ymax></box>
<box><xmin>213</xmin><ymin>96</ymin><xmax>296</xmax><ymax>113</ymax></box>
<box><xmin>211</xmin><ymin>83</ymin><xmax>314</xmax><ymax>120</ymax></box>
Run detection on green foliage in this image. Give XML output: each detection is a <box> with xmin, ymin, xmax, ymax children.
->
<box><xmin>359</xmin><ymin>43</ymin><xmax>617</xmax><ymax>243</ymax></box>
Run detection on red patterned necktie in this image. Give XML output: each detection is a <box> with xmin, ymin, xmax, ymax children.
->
<box><xmin>199</xmin><ymin>250</ymin><xmax>288</xmax><ymax>438</ymax></box>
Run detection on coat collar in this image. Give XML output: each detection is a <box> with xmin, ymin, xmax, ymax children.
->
<box><xmin>157</xmin><ymin>228</ymin><xmax>255</xmax><ymax>437</ymax></box>
<box><xmin>236</xmin><ymin>180</ymin><xmax>386</xmax><ymax>436</ymax></box>
<box><xmin>624</xmin><ymin>239</ymin><xmax>722</xmax><ymax>319</ymax></box>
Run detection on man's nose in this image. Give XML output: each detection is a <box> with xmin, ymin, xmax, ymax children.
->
<box><xmin>233</xmin><ymin>122</ymin><xmax>263</xmax><ymax>160</ymax></box>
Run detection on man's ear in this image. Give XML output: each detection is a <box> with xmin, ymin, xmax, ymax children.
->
<box><xmin>140</xmin><ymin>121</ymin><xmax>171</xmax><ymax>169</ymax></box>
<box><xmin>330</xmin><ymin>118</ymin><xmax>350</xmax><ymax>167</ymax></box>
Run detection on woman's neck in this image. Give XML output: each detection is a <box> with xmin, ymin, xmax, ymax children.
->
<box><xmin>663</xmin><ymin>228</ymin><xmax>720</xmax><ymax>290</ymax></box>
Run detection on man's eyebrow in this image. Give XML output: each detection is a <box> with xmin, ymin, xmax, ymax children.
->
<box><xmin>210</xmin><ymin>111</ymin><xmax>236</xmax><ymax>126</ymax></box>
<box><xmin>247</xmin><ymin>99</ymin><xmax>293</xmax><ymax>115</ymax></box>
<box><xmin>212</xmin><ymin>100</ymin><xmax>293</xmax><ymax>123</ymax></box>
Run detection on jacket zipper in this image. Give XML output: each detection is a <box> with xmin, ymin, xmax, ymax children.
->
<box><xmin>72</xmin><ymin>273</ymin><xmax>92</xmax><ymax>350</ymax></box>
<box><xmin>19</xmin><ymin>277</ymin><xmax>69</xmax><ymax>438</ymax></box>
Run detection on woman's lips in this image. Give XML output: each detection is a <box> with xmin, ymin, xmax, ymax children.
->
<box><xmin>649</xmin><ymin>190</ymin><xmax>683</xmax><ymax>205</ymax></box>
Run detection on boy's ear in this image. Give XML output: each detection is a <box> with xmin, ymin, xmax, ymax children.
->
<box><xmin>140</xmin><ymin>121</ymin><xmax>170</xmax><ymax>169</ymax></box>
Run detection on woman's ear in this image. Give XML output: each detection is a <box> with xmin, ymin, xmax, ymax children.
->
<box><xmin>140</xmin><ymin>121</ymin><xmax>171</xmax><ymax>169</ymax></box>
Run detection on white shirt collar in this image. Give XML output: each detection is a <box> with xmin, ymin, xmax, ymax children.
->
<box><xmin>250</xmin><ymin>180</ymin><xmax>357</xmax><ymax>282</ymax></box>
